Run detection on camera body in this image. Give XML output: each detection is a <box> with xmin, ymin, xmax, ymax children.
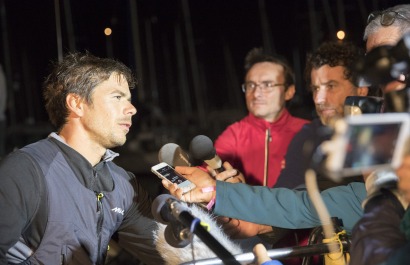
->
<box><xmin>320</xmin><ymin>113</ymin><xmax>410</xmax><ymax>181</ymax></box>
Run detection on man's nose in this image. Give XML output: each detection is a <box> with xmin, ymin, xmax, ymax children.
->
<box><xmin>126</xmin><ymin>102</ymin><xmax>137</xmax><ymax>116</ymax></box>
<box><xmin>314</xmin><ymin>88</ymin><xmax>327</xmax><ymax>104</ymax></box>
<box><xmin>251</xmin><ymin>85</ymin><xmax>264</xmax><ymax>96</ymax></box>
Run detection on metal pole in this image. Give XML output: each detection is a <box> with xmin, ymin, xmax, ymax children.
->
<box><xmin>321</xmin><ymin>0</ymin><xmax>336</xmax><ymax>38</ymax></box>
<box><xmin>63</xmin><ymin>0</ymin><xmax>75</xmax><ymax>52</ymax></box>
<box><xmin>129</xmin><ymin>0</ymin><xmax>145</xmax><ymax>102</ymax></box>
<box><xmin>0</xmin><ymin>0</ymin><xmax>15</xmax><ymax>125</ymax></box>
<box><xmin>258</xmin><ymin>0</ymin><xmax>275</xmax><ymax>54</ymax></box>
<box><xmin>180</xmin><ymin>0</ymin><xmax>206</xmax><ymax>127</ymax></box>
<box><xmin>54</xmin><ymin>0</ymin><xmax>63</xmax><ymax>61</ymax></box>
<box><xmin>308</xmin><ymin>0</ymin><xmax>320</xmax><ymax>49</ymax></box>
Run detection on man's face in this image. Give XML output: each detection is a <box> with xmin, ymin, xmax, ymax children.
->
<box><xmin>366</xmin><ymin>26</ymin><xmax>407</xmax><ymax>93</ymax></box>
<box><xmin>81</xmin><ymin>73</ymin><xmax>137</xmax><ymax>149</ymax></box>
<box><xmin>311</xmin><ymin>65</ymin><xmax>367</xmax><ymax>125</ymax></box>
<box><xmin>244</xmin><ymin>62</ymin><xmax>294</xmax><ymax>122</ymax></box>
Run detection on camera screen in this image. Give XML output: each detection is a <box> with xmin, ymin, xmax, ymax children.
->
<box><xmin>157</xmin><ymin>165</ymin><xmax>187</xmax><ymax>184</ymax></box>
<box><xmin>343</xmin><ymin>123</ymin><xmax>401</xmax><ymax>170</ymax></box>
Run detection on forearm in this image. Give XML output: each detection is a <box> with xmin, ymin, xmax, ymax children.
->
<box><xmin>214</xmin><ymin>181</ymin><xmax>320</xmax><ymax>229</ymax></box>
<box><xmin>214</xmin><ymin>181</ymin><xmax>366</xmax><ymax>232</ymax></box>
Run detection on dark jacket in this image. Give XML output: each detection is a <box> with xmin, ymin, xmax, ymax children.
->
<box><xmin>0</xmin><ymin>134</ymin><xmax>163</xmax><ymax>265</ymax></box>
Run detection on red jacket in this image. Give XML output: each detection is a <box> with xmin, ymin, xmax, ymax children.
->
<box><xmin>214</xmin><ymin>109</ymin><xmax>309</xmax><ymax>187</ymax></box>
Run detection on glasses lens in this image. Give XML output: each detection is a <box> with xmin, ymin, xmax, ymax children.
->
<box><xmin>380</xmin><ymin>12</ymin><xmax>397</xmax><ymax>26</ymax></box>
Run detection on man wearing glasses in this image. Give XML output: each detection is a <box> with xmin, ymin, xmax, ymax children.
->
<box><xmin>214</xmin><ymin>48</ymin><xmax>308</xmax><ymax>188</ymax></box>
<box><xmin>364</xmin><ymin>4</ymin><xmax>410</xmax><ymax>93</ymax></box>
<box><xmin>165</xmin><ymin>41</ymin><xmax>370</xmax><ymax>239</ymax></box>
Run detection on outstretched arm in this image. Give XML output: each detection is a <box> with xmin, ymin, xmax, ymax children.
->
<box><xmin>162</xmin><ymin>162</ymin><xmax>240</xmax><ymax>203</ymax></box>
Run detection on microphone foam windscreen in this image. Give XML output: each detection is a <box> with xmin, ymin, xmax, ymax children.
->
<box><xmin>151</xmin><ymin>194</ymin><xmax>174</xmax><ymax>224</ymax></box>
<box><xmin>164</xmin><ymin>225</ymin><xmax>190</xmax><ymax>248</ymax></box>
<box><xmin>158</xmin><ymin>143</ymin><xmax>192</xmax><ymax>167</ymax></box>
<box><xmin>189</xmin><ymin>135</ymin><xmax>216</xmax><ymax>160</ymax></box>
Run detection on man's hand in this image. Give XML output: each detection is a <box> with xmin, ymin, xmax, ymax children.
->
<box><xmin>217</xmin><ymin>217</ymin><xmax>273</xmax><ymax>239</ymax></box>
<box><xmin>162</xmin><ymin>166</ymin><xmax>217</xmax><ymax>203</ymax></box>
<box><xmin>397</xmin><ymin>155</ymin><xmax>410</xmax><ymax>202</ymax></box>
<box><xmin>253</xmin><ymin>244</ymin><xmax>283</xmax><ymax>265</ymax></box>
<box><xmin>211</xmin><ymin>161</ymin><xmax>245</xmax><ymax>183</ymax></box>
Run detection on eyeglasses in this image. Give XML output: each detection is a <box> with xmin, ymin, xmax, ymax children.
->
<box><xmin>241</xmin><ymin>81</ymin><xmax>286</xmax><ymax>93</ymax></box>
<box><xmin>367</xmin><ymin>11</ymin><xmax>409</xmax><ymax>26</ymax></box>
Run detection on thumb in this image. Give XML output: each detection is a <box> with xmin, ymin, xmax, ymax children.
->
<box><xmin>253</xmin><ymin>244</ymin><xmax>283</xmax><ymax>265</ymax></box>
<box><xmin>253</xmin><ymin>244</ymin><xmax>270</xmax><ymax>264</ymax></box>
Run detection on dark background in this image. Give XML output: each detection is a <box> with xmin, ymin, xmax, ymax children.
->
<box><xmin>0</xmin><ymin>0</ymin><xmax>408</xmax><ymax>176</ymax></box>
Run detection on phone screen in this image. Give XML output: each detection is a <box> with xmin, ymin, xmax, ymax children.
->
<box><xmin>343</xmin><ymin>122</ymin><xmax>401</xmax><ymax>170</ymax></box>
<box><xmin>156</xmin><ymin>164</ymin><xmax>188</xmax><ymax>184</ymax></box>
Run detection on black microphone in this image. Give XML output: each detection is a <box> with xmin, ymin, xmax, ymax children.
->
<box><xmin>152</xmin><ymin>194</ymin><xmax>240</xmax><ymax>264</ymax></box>
<box><xmin>189</xmin><ymin>135</ymin><xmax>225</xmax><ymax>173</ymax></box>
<box><xmin>151</xmin><ymin>194</ymin><xmax>191</xmax><ymax>224</ymax></box>
<box><xmin>152</xmin><ymin>194</ymin><xmax>192</xmax><ymax>248</ymax></box>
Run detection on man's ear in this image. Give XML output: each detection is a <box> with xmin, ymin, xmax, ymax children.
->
<box><xmin>66</xmin><ymin>93</ymin><xmax>85</xmax><ymax>117</ymax></box>
<box><xmin>285</xmin><ymin>85</ymin><xmax>296</xmax><ymax>100</ymax></box>
<box><xmin>357</xmin><ymin>86</ymin><xmax>369</xmax><ymax>96</ymax></box>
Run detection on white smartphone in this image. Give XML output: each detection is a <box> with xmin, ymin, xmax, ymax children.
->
<box><xmin>322</xmin><ymin>113</ymin><xmax>410</xmax><ymax>180</ymax></box>
<box><xmin>151</xmin><ymin>162</ymin><xmax>196</xmax><ymax>194</ymax></box>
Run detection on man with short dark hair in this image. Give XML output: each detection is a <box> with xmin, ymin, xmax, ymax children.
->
<box><xmin>0</xmin><ymin>52</ymin><xmax>164</xmax><ymax>264</ymax></box>
<box><xmin>164</xmin><ymin>41</ymin><xmax>370</xmax><ymax>237</ymax></box>
<box><xmin>215</xmin><ymin>48</ymin><xmax>308</xmax><ymax>187</ymax></box>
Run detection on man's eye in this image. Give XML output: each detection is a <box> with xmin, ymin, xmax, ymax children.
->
<box><xmin>264</xmin><ymin>82</ymin><xmax>274</xmax><ymax>87</ymax></box>
<box><xmin>115</xmin><ymin>96</ymin><xmax>121</xmax><ymax>100</ymax></box>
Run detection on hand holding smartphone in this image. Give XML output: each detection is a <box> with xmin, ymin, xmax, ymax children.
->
<box><xmin>151</xmin><ymin>162</ymin><xmax>196</xmax><ymax>194</ymax></box>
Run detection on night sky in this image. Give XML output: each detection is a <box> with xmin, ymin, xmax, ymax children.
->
<box><xmin>1</xmin><ymin>0</ymin><xmax>409</xmax><ymax>153</ymax></box>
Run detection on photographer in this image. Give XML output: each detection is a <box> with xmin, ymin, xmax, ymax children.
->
<box><xmin>349</xmin><ymin>4</ymin><xmax>410</xmax><ymax>265</ymax></box>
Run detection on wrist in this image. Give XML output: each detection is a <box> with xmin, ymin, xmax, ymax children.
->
<box><xmin>201</xmin><ymin>186</ymin><xmax>216</xmax><ymax>211</ymax></box>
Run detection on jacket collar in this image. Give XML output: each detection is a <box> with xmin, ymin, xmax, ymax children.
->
<box><xmin>245</xmin><ymin>109</ymin><xmax>291</xmax><ymax>130</ymax></box>
<box><xmin>49</xmin><ymin>132</ymin><xmax>119</xmax><ymax>163</ymax></box>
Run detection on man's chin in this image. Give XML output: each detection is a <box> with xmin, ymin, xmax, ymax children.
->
<box><xmin>107</xmin><ymin>137</ymin><xmax>127</xmax><ymax>149</ymax></box>
<box><xmin>319</xmin><ymin>115</ymin><xmax>341</xmax><ymax>126</ymax></box>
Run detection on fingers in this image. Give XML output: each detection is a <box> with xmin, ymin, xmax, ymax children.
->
<box><xmin>215</xmin><ymin>169</ymin><xmax>238</xmax><ymax>182</ymax></box>
<box><xmin>174</xmin><ymin>166</ymin><xmax>197</xmax><ymax>176</ymax></box>
<box><xmin>253</xmin><ymin>243</ymin><xmax>271</xmax><ymax>265</ymax></box>
<box><xmin>216</xmin><ymin>217</ymin><xmax>241</xmax><ymax>238</ymax></box>
<box><xmin>162</xmin><ymin>166</ymin><xmax>217</xmax><ymax>203</ymax></box>
<box><xmin>222</xmin><ymin>161</ymin><xmax>234</xmax><ymax>170</ymax></box>
<box><xmin>397</xmin><ymin>156</ymin><xmax>410</xmax><ymax>202</ymax></box>
<box><xmin>162</xmin><ymin>180</ymin><xmax>184</xmax><ymax>199</ymax></box>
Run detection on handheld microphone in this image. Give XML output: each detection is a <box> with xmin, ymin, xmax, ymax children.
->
<box><xmin>189</xmin><ymin>135</ymin><xmax>225</xmax><ymax>173</ymax></box>
<box><xmin>151</xmin><ymin>194</ymin><xmax>191</xmax><ymax>224</ymax></box>
<box><xmin>158</xmin><ymin>143</ymin><xmax>199</xmax><ymax>167</ymax></box>
<box><xmin>152</xmin><ymin>194</ymin><xmax>242</xmax><ymax>263</ymax></box>
<box><xmin>152</xmin><ymin>194</ymin><xmax>193</xmax><ymax>248</ymax></box>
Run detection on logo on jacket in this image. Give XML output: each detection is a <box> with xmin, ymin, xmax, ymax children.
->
<box><xmin>111</xmin><ymin>207</ymin><xmax>125</xmax><ymax>215</ymax></box>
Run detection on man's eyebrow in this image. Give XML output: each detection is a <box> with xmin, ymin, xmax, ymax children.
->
<box><xmin>322</xmin><ymin>80</ymin><xmax>338</xmax><ymax>85</ymax></box>
<box><xmin>112</xmin><ymin>89</ymin><xmax>132</xmax><ymax>100</ymax></box>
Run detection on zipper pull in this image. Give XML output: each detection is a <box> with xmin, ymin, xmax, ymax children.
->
<box><xmin>266</xmin><ymin>128</ymin><xmax>272</xmax><ymax>142</ymax></box>
<box><xmin>96</xmin><ymin>192</ymin><xmax>104</xmax><ymax>213</ymax></box>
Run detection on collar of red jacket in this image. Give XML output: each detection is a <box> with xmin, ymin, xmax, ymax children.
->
<box><xmin>246</xmin><ymin>109</ymin><xmax>291</xmax><ymax>130</ymax></box>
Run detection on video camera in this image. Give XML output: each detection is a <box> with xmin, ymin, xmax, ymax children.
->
<box><xmin>355</xmin><ymin>32</ymin><xmax>410</xmax><ymax>88</ymax></box>
<box><xmin>319</xmin><ymin>33</ymin><xmax>410</xmax><ymax>181</ymax></box>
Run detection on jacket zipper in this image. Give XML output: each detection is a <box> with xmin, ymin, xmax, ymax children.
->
<box><xmin>96</xmin><ymin>192</ymin><xmax>104</xmax><ymax>265</ymax></box>
<box><xmin>263</xmin><ymin>128</ymin><xmax>272</xmax><ymax>186</ymax></box>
